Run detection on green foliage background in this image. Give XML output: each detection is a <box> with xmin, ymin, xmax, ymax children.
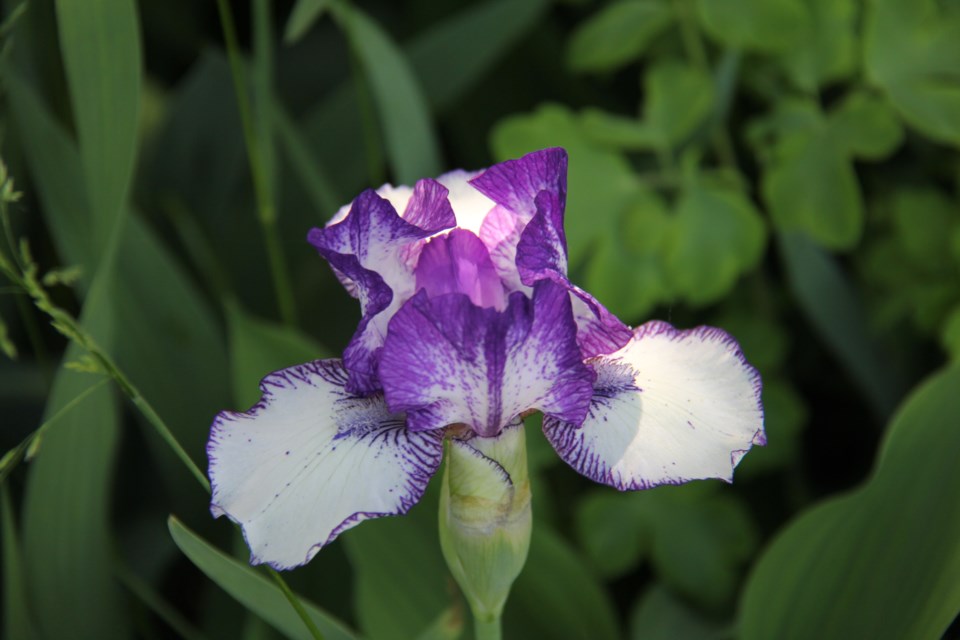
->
<box><xmin>1</xmin><ymin>0</ymin><xmax>959</xmax><ymax>638</ymax></box>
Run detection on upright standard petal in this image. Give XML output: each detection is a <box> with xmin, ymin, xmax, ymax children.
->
<box><xmin>517</xmin><ymin>191</ymin><xmax>632</xmax><ymax>357</ymax></box>
<box><xmin>543</xmin><ymin>321</ymin><xmax>765</xmax><ymax>491</ymax></box>
<box><xmin>379</xmin><ymin>280</ymin><xmax>595</xmax><ymax>437</ymax></box>
<box><xmin>208</xmin><ymin>359</ymin><xmax>444</xmax><ymax>570</ymax></box>
<box><xmin>469</xmin><ymin>147</ymin><xmax>568</xmax><ymax>219</ymax></box>
<box><xmin>415</xmin><ymin>229</ymin><xmax>507</xmax><ymax>310</ymax></box>
<box><xmin>309</xmin><ymin>188</ymin><xmax>456</xmax><ymax>393</ymax></box>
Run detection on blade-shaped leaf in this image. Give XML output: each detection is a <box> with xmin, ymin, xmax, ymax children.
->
<box><xmin>2</xmin><ymin>486</ymin><xmax>39</xmax><ymax>640</ymax></box>
<box><xmin>168</xmin><ymin>516</ymin><xmax>357</xmax><ymax>640</ymax></box>
<box><xmin>740</xmin><ymin>364</ymin><xmax>960</xmax><ymax>639</ymax></box>
<box><xmin>55</xmin><ymin>0</ymin><xmax>141</xmax><ymax>246</ymax></box>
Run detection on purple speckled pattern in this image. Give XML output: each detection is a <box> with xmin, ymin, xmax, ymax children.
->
<box><xmin>469</xmin><ymin>147</ymin><xmax>568</xmax><ymax>218</ymax></box>
<box><xmin>378</xmin><ymin>280</ymin><xmax>595</xmax><ymax>437</ymax></box>
<box><xmin>543</xmin><ymin>321</ymin><xmax>765</xmax><ymax>491</ymax></box>
<box><xmin>208</xmin><ymin>359</ymin><xmax>444</xmax><ymax>570</ymax></box>
<box><xmin>415</xmin><ymin>229</ymin><xmax>507</xmax><ymax>310</ymax></box>
<box><xmin>308</xmin><ymin>189</ymin><xmax>456</xmax><ymax>394</ymax></box>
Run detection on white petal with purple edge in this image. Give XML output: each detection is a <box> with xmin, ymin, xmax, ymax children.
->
<box><xmin>208</xmin><ymin>359</ymin><xmax>443</xmax><ymax>570</ymax></box>
<box><xmin>543</xmin><ymin>321</ymin><xmax>765</xmax><ymax>490</ymax></box>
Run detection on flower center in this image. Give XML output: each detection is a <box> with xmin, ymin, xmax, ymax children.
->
<box><xmin>414</xmin><ymin>229</ymin><xmax>506</xmax><ymax>309</ymax></box>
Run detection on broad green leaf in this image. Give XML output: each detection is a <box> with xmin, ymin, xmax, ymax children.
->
<box><xmin>567</xmin><ymin>0</ymin><xmax>672</xmax><ymax>73</ymax></box>
<box><xmin>779</xmin><ymin>0</ymin><xmax>857</xmax><ymax>91</ymax></box>
<box><xmin>828</xmin><ymin>91</ymin><xmax>904</xmax><ymax>161</ymax></box>
<box><xmin>761</xmin><ymin>112</ymin><xmax>864</xmax><ymax>250</ymax></box>
<box><xmin>55</xmin><ymin>0</ymin><xmax>141</xmax><ymax>247</ymax></box>
<box><xmin>575</xmin><ymin>491</ymin><xmax>648</xmax><ymax>578</ymax></box>
<box><xmin>168</xmin><ymin>516</ymin><xmax>357</xmax><ymax>640</ymax></box>
<box><xmin>23</xmin><ymin>279</ymin><xmax>129</xmax><ymax>640</ymax></box>
<box><xmin>942</xmin><ymin>306</ymin><xmax>960</xmax><ymax>360</ymax></box>
<box><xmin>414</xmin><ymin>606</ymin><xmax>466</xmax><ymax>640</ymax></box>
<box><xmin>581</xmin><ymin>109</ymin><xmax>661</xmax><ymax>150</ymax></box>
<box><xmin>740</xmin><ymin>364</ymin><xmax>960</xmax><ymax>639</ymax></box>
<box><xmin>410</xmin><ymin>0</ymin><xmax>548</xmax><ymax>112</ymax></box>
<box><xmin>664</xmin><ymin>181</ymin><xmax>766</xmax><ymax>305</ymax></box>
<box><xmin>505</xmin><ymin>526</ymin><xmax>620</xmax><ymax>640</ymax></box>
<box><xmin>2</xmin><ymin>486</ymin><xmax>39</xmax><ymax>640</ymax></box>
<box><xmin>343</xmin><ymin>483</ymin><xmax>453</xmax><ymax>640</ymax></box>
<box><xmin>628</xmin><ymin>585</ymin><xmax>724</xmax><ymax>640</ymax></box>
<box><xmin>583</xmin><ymin>189</ymin><xmax>672</xmax><ymax>322</ymax></box>
<box><xmin>697</xmin><ymin>0</ymin><xmax>810</xmax><ymax>53</ymax></box>
<box><xmin>284</xmin><ymin>0</ymin><xmax>333</xmax><ymax>43</ymax></box>
<box><xmin>227</xmin><ymin>303</ymin><xmax>329</xmax><ymax>408</ymax></box>
<box><xmin>332</xmin><ymin>3</ymin><xmax>441</xmax><ymax>184</ymax></box>
<box><xmin>645</xmin><ymin>60</ymin><xmax>714</xmax><ymax>146</ymax></box>
<box><xmin>864</xmin><ymin>0</ymin><xmax>960</xmax><ymax>146</ymax></box>
<box><xmin>889</xmin><ymin>188</ymin><xmax>956</xmax><ymax>273</ymax></box>
<box><xmin>490</xmin><ymin>104</ymin><xmax>642</xmax><ymax>267</ymax></box>
<box><xmin>778</xmin><ymin>232</ymin><xmax>904</xmax><ymax>420</ymax></box>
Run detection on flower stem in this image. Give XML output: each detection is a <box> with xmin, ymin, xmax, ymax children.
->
<box><xmin>474</xmin><ymin>616</ymin><xmax>503</xmax><ymax>640</ymax></box>
<box><xmin>214</xmin><ymin>0</ymin><xmax>297</xmax><ymax>327</ymax></box>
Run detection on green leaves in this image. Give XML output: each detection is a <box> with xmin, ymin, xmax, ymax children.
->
<box><xmin>168</xmin><ymin>517</ymin><xmax>356</xmax><ymax>640</ymax></box>
<box><xmin>54</xmin><ymin>0</ymin><xmax>141</xmax><ymax>246</ymax></box>
<box><xmin>664</xmin><ymin>181</ymin><xmax>765</xmax><ymax>305</ymax></box>
<box><xmin>697</xmin><ymin>0</ymin><xmax>810</xmax><ymax>53</ymax></box>
<box><xmin>740</xmin><ymin>365</ymin><xmax>960</xmax><ymax>639</ymax></box>
<box><xmin>644</xmin><ymin>61</ymin><xmax>715</xmax><ymax>146</ymax></box>
<box><xmin>332</xmin><ymin>3</ymin><xmax>441</xmax><ymax>184</ymax></box>
<box><xmin>568</xmin><ymin>0</ymin><xmax>672</xmax><ymax>73</ymax></box>
<box><xmin>864</xmin><ymin>0</ymin><xmax>960</xmax><ymax>146</ymax></box>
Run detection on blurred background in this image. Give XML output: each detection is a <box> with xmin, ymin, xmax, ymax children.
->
<box><xmin>1</xmin><ymin>0</ymin><xmax>959</xmax><ymax>638</ymax></box>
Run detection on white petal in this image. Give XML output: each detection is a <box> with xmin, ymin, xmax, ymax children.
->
<box><xmin>544</xmin><ymin>321</ymin><xmax>765</xmax><ymax>490</ymax></box>
<box><xmin>208</xmin><ymin>360</ymin><xmax>443</xmax><ymax>569</ymax></box>
<box><xmin>438</xmin><ymin>169</ymin><xmax>497</xmax><ymax>235</ymax></box>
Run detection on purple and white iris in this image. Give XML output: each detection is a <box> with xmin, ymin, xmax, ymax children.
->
<box><xmin>208</xmin><ymin>148</ymin><xmax>765</xmax><ymax>571</ymax></box>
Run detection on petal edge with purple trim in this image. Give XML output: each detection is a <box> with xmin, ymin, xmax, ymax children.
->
<box><xmin>543</xmin><ymin>321</ymin><xmax>765</xmax><ymax>491</ymax></box>
<box><xmin>469</xmin><ymin>148</ymin><xmax>568</xmax><ymax>219</ymax></box>
<box><xmin>379</xmin><ymin>280</ymin><xmax>595</xmax><ymax>437</ymax></box>
<box><xmin>208</xmin><ymin>359</ymin><xmax>444</xmax><ymax>570</ymax></box>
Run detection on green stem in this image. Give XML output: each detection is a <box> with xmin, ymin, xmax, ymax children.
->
<box><xmin>672</xmin><ymin>0</ymin><xmax>738</xmax><ymax>171</ymax></box>
<box><xmin>268</xmin><ymin>567</ymin><xmax>326</xmax><ymax>640</ymax></box>
<box><xmin>474</xmin><ymin>616</ymin><xmax>502</xmax><ymax>640</ymax></box>
<box><xmin>214</xmin><ymin>0</ymin><xmax>297</xmax><ymax>327</ymax></box>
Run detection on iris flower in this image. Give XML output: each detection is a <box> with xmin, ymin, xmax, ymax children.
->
<box><xmin>208</xmin><ymin>148</ymin><xmax>765</xmax><ymax>571</ymax></box>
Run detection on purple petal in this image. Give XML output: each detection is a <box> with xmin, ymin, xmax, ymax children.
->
<box><xmin>308</xmin><ymin>189</ymin><xmax>456</xmax><ymax>394</ymax></box>
<box><xmin>517</xmin><ymin>190</ymin><xmax>632</xmax><ymax>358</ymax></box>
<box><xmin>379</xmin><ymin>280</ymin><xmax>595</xmax><ymax>437</ymax></box>
<box><xmin>469</xmin><ymin>148</ymin><xmax>568</xmax><ymax>219</ymax></box>
<box><xmin>478</xmin><ymin>205</ymin><xmax>527</xmax><ymax>293</ymax></box>
<box><xmin>543</xmin><ymin>321</ymin><xmax>765</xmax><ymax>491</ymax></box>
<box><xmin>415</xmin><ymin>229</ymin><xmax>507</xmax><ymax>309</ymax></box>
<box><xmin>208</xmin><ymin>359</ymin><xmax>444</xmax><ymax>570</ymax></box>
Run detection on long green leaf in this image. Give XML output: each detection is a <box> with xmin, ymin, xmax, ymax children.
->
<box><xmin>54</xmin><ymin>0</ymin><xmax>141</xmax><ymax>247</ymax></box>
<box><xmin>2</xmin><ymin>485</ymin><xmax>39</xmax><ymax>640</ymax></box>
<box><xmin>778</xmin><ymin>232</ymin><xmax>905</xmax><ymax>420</ymax></box>
<box><xmin>331</xmin><ymin>3</ymin><xmax>440</xmax><ymax>184</ymax></box>
<box><xmin>740</xmin><ymin>364</ymin><xmax>960</xmax><ymax>639</ymax></box>
<box><xmin>23</xmin><ymin>278</ymin><xmax>129</xmax><ymax>640</ymax></box>
<box><xmin>168</xmin><ymin>516</ymin><xmax>357</xmax><ymax>640</ymax></box>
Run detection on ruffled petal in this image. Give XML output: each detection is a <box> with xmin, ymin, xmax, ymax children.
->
<box><xmin>309</xmin><ymin>188</ymin><xmax>456</xmax><ymax>393</ymax></box>
<box><xmin>478</xmin><ymin>205</ymin><xmax>527</xmax><ymax>294</ymax></box>
<box><xmin>379</xmin><ymin>280</ymin><xmax>595</xmax><ymax>437</ymax></box>
<box><xmin>518</xmin><ymin>191</ymin><xmax>632</xmax><ymax>357</ymax></box>
<box><xmin>415</xmin><ymin>229</ymin><xmax>507</xmax><ymax>310</ymax></box>
<box><xmin>469</xmin><ymin>148</ymin><xmax>568</xmax><ymax>219</ymax></box>
<box><xmin>543</xmin><ymin>321</ymin><xmax>765</xmax><ymax>490</ymax></box>
<box><xmin>208</xmin><ymin>359</ymin><xmax>444</xmax><ymax>570</ymax></box>
<box><xmin>436</xmin><ymin>170</ymin><xmax>497</xmax><ymax>234</ymax></box>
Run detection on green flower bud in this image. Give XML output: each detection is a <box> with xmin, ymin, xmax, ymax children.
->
<box><xmin>438</xmin><ymin>422</ymin><xmax>532</xmax><ymax>625</ymax></box>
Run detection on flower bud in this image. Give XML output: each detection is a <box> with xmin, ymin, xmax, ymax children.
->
<box><xmin>438</xmin><ymin>422</ymin><xmax>532</xmax><ymax>624</ymax></box>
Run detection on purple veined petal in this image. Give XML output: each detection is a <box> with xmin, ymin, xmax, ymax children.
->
<box><xmin>309</xmin><ymin>189</ymin><xmax>457</xmax><ymax>394</ymax></box>
<box><xmin>517</xmin><ymin>191</ymin><xmax>632</xmax><ymax>358</ymax></box>
<box><xmin>379</xmin><ymin>280</ymin><xmax>595</xmax><ymax>438</ymax></box>
<box><xmin>208</xmin><ymin>359</ymin><xmax>444</xmax><ymax>570</ymax></box>
<box><xmin>543</xmin><ymin>321</ymin><xmax>766</xmax><ymax>491</ymax></box>
<box><xmin>415</xmin><ymin>229</ymin><xmax>507</xmax><ymax>310</ymax></box>
<box><xmin>479</xmin><ymin>205</ymin><xmax>530</xmax><ymax>295</ymax></box>
<box><xmin>436</xmin><ymin>169</ymin><xmax>497</xmax><ymax>234</ymax></box>
<box><xmin>469</xmin><ymin>148</ymin><xmax>568</xmax><ymax>219</ymax></box>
